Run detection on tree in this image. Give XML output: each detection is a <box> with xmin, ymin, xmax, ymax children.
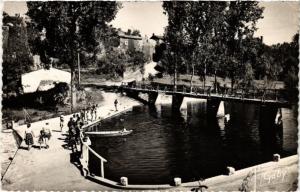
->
<box><xmin>162</xmin><ymin>1</ymin><xmax>264</xmax><ymax>90</ymax></box>
<box><xmin>26</xmin><ymin>2</ymin><xmax>121</xmax><ymax>111</ymax></box>
<box><xmin>3</xmin><ymin>13</ymin><xmax>33</xmax><ymax>94</ymax></box>
<box><xmin>222</xmin><ymin>1</ymin><xmax>264</xmax><ymax>88</ymax></box>
<box><xmin>283</xmin><ymin>33</ymin><xmax>299</xmax><ymax>101</ymax></box>
<box><xmin>97</xmin><ymin>49</ymin><xmax>126</xmax><ymax>78</ymax></box>
<box><xmin>131</xmin><ymin>29</ymin><xmax>141</xmax><ymax>37</ymax></box>
<box><xmin>162</xmin><ymin>2</ymin><xmax>189</xmax><ymax>90</ymax></box>
<box><xmin>127</xmin><ymin>50</ymin><xmax>147</xmax><ymax>68</ymax></box>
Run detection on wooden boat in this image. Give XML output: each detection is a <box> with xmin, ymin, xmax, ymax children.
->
<box><xmin>84</xmin><ymin>129</ymin><xmax>133</xmax><ymax>137</ymax></box>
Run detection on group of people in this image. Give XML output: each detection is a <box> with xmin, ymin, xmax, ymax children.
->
<box><xmin>24</xmin><ymin>99</ymin><xmax>120</xmax><ymax>151</ymax></box>
<box><xmin>67</xmin><ymin>114</ymin><xmax>84</xmax><ymax>152</ymax></box>
<box><xmin>80</xmin><ymin>103</ymin><xmax>99</xmax><ymax>122</ymax></box>
<box><xmin>24</xmin><ymin>122</ymin><xmax>52</xmax><ymax>150</ymax></box>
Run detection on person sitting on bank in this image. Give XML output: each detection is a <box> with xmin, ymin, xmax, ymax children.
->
<box><xmin>24</xmin><ymin>123</ymin><xmax>35</xmax><ymax>151</ymax></box>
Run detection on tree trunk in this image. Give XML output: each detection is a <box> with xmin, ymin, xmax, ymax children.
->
<box><xmin>203</xmin><ymin>62</ymin><xmax>207</xmax><ymax>89</ymax></box>
<box><xmin>174</xmin><ymin>56</ymin><xmax>177</xmax><ymax>91</ymax></box>
<box><xmin>230</xmin><ymin>72</ymin><xmax>234</xmax><ymax>89</ymax></box>
<box><xmin>70</xmin><ymin>70</ymin><xmax>74</xmax><ymax>113</ymax></box>
<box><xmin>214</xmin><ymin>69</ymin><xmax>217</xmax><ymax>93</ymax></box>
<box><xmin>190</xmin><ymin>63</ymin><xmax>194</xmax><ymax>92</ymax></box>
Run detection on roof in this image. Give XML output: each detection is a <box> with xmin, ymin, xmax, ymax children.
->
<box><xmin>117</xmin><ymin>31</ymin><xmax>142</xmax><ymax>40</ymax></box>
<box><xmin>150</xmin><ymin>34</ymin><xmax>164</xmax><ymax>41</ymax></box>
<box><xmin>21</xmin><ymin>68</ymin><xmax>71</xmax><ymax>93</ymax></box>
<box><xmin>37</xmin><ymin>80</ymin><xmax>56</xmax><ymax>92</ymax></box>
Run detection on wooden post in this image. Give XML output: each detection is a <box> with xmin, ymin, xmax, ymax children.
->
<box><xmin>100</xmin><ymin>160</ymin><xmax>104</xmax><ymax>178</ymax></box>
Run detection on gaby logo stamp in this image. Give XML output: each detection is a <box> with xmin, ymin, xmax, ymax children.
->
<box><xmin>258</xmin><ymin>168</ymin><xmax>288</xmax><ymax>186</ymax></box>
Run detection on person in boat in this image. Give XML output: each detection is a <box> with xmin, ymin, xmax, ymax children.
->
<box><xmin>24</xmin><ymin>123</ymin><xmax>35</xmax><ymax>150</ymax></box>
<box><xmin>114</xmin><ymin>99</ymin><xmax>118</xmax><ymax>111</ymax></box>
<box><xmin>59</xmin><ymin>115</ymin><xmax>64</xmax><ymax>132</ymax></box>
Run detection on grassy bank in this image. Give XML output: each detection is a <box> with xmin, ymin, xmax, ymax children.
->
<box><xmin>2</xmin><ymin>87</ymin><xmax>104</xmax><ymax>127</ymax></box>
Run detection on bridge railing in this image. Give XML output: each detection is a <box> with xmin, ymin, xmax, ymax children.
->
<box><xmin>122</xmin><ymin>83</ymin><xmax>287</xmax><ymax>102</ymax></box>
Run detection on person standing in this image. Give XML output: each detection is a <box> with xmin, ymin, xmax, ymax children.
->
<box><xmin>80</xmin><ymin>135</ymin><xmax>91</xmax><ymax>176</ymax></box>
<box><xmin>60</xmin><ymin>115</ymin><xmax>64</xmax><ymax>132</ymax></box>
<box><xmin>41</xmin><ymin>123</ymin><xmax>52</xmax><ymax>149</ymax></box>
<box><xmin>80</xmin><ymin>109</ymin><xmax>85</xmax><ymax>121</ymax></box>
<box><xmin>67</xmin><ymin>117</ymin><xmax>74</xmax><ymax>141</ymax></box>
<box><xmin>73</xmin><ymin>114</ymin><xmax>77</xmax><ymax>122</ymax></box>
<box><xmin>24</xmin><ymin>123</ymin><xmax>35</xmax><ymax>151</ymax></box>
<box><xmin>75</xmin><ymin>123</ymin><xmax>81</xmax><ymax>145</ymax></box>
<box><xmin>114</xmin><ymin>99</ymin><xmax>118</xmax><ymax>111</ymax></box>
<box><xmin>94</xmin><ymin>104</ymin><xmax>98</xmax><ymax>120</ymax></box>
<box><xmin>90</xmin><ymin>105</ymin><xmax>94</xmax><ymax>121</ymax></box>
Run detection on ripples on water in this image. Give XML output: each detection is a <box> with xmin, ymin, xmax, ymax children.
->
<box><xmin>87</xmin><ymin>99</ymin><xmax>297</xmax><ymax>184</ymax></box>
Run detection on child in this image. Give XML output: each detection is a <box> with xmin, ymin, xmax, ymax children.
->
<box><xmin>24</xmin><ymin>123</ymin><xmax>34</xmax><ymax>150</ymax></box>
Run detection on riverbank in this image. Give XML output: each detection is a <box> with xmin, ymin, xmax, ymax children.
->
<box><xmin>1</xmin><ymin>92</ymin><xmax>141</xmax><ymax>191</ymax></box>
<box><xmin>2</xmin><ymin>91</ymin><xmax>298</xmax><ymax>191</ymax></box>
<box><xmin>2</xmin><ymin>86</ymin><xmax>105</xmax><ymax>127</ymax></box>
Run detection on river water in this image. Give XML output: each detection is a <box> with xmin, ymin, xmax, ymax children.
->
<box><xmin>87</xmin><ymin>96</ymin><xmax>297</xmax><ymax>184</ymax></box>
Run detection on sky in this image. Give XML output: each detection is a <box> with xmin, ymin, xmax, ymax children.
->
<box><xmin>3</xmin><ymin>1</ymin><xmax>299</xmax><ymax>45</ymax></box>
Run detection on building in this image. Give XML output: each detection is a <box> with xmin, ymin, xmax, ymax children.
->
<box><xmin>117</xmin><ymin>30</ymin><xmax>143</xmax><ymax>52</ymax></box>
<box><xmin>142</xmin><ymin>35</ymin><xmax>155</xmax><ymax>61</ymax></box>
<box><xmin>150</xmin><ymin>33</ymin><xmax>164</xmax><ymax>44</ymax></box>
<box><xmin>21</xmin><ymin>67</ymin><xmax>71</xmax><ymax>93</ymax></box>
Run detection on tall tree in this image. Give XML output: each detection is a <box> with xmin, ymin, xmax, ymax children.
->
<box><xmin>162</xmin><ymin>1</ymin><xmax>263</xmax><ymax>90</ymax></box>
<box><xmin>223</xmin><ymin>1</ymin><xmax>264</xmax><ymax>88</ymax></box>
<box><xmin>3</xmin><ymin>13</ymin><xmax>33</xmax><ymax>94</ymax></box>
<box><xmin>26</xmin><ymin>2</ymin><xmax>121</xmax><ymax>111</ymax></box>
<box><xmin>162</xmin><ymin>2</ymin><xmax>188</xmax><ymax>90</ymax></box>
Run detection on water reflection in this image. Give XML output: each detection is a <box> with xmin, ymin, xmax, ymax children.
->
<box><xmin>87</xmin><ymin>100</ymin><xmax>297</xmax><ymax>184</ymax></box>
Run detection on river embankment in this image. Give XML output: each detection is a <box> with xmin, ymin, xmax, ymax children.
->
<box><xmin>1</xmin><ymin>91</ymin><xmax>141</xmax><ymax>191</ymax></box>
<box><xmin>1</xmin><ymin>90</ymin><xmax>298</xmax><ymax>191</ymax></box>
